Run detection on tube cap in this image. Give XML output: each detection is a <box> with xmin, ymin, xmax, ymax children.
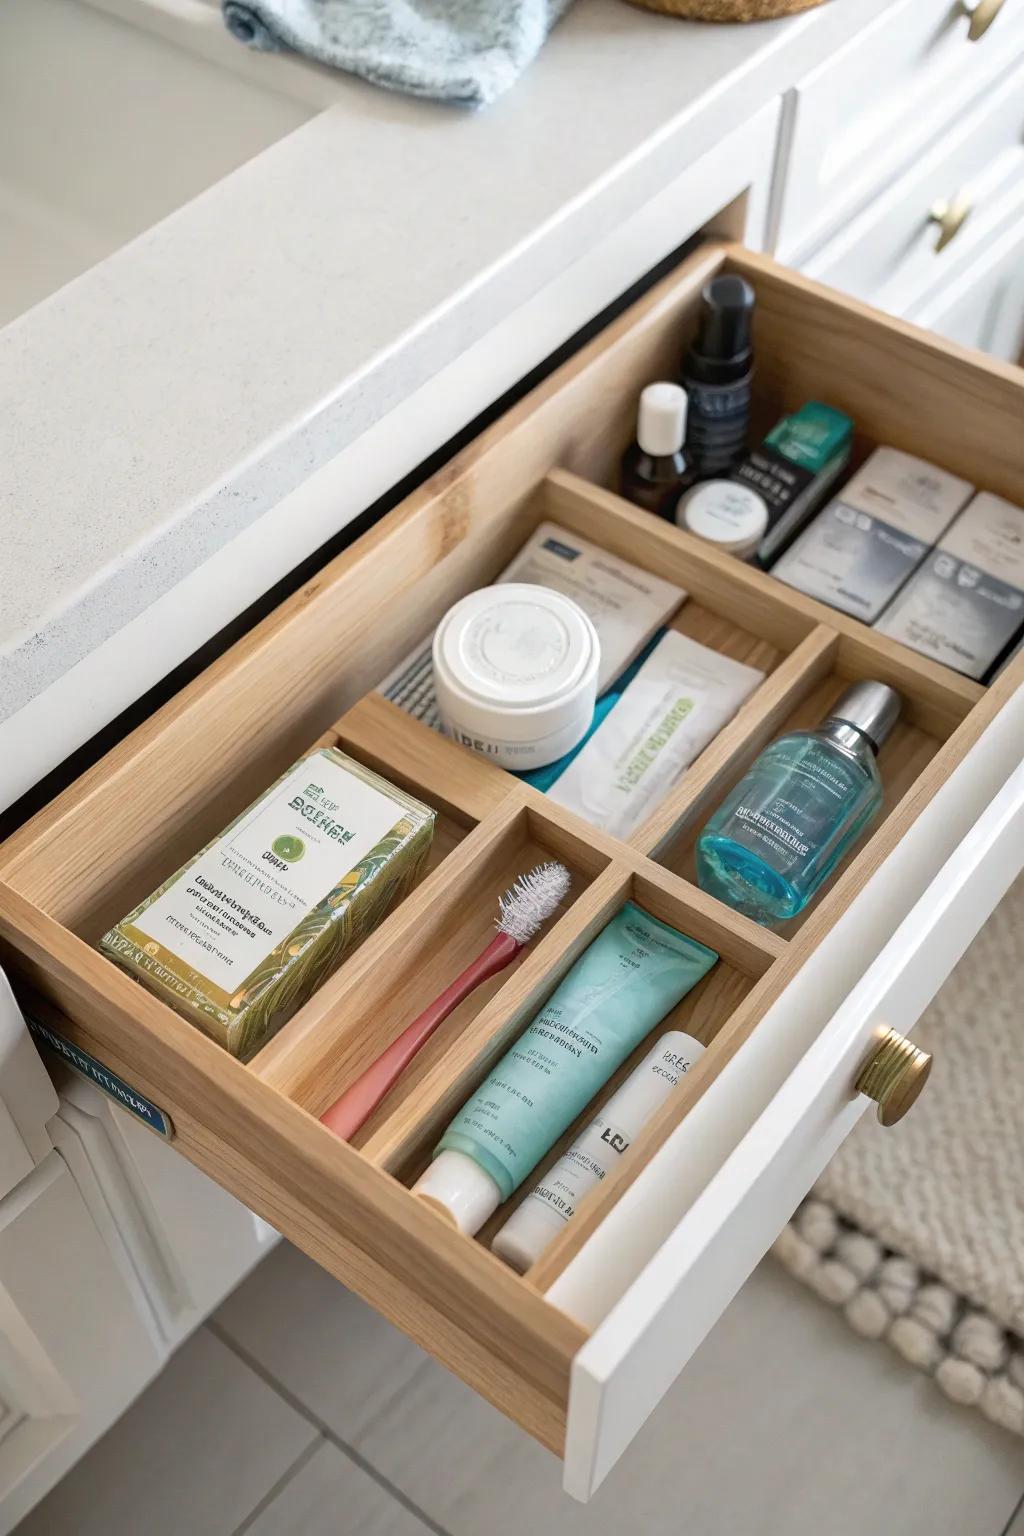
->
<box><xmin>826</xmin><ymin>680</ymin><xmax>902</xmax><ymax>753</ymax></box>
<box><xmin>637</xmin><ymin>383</ymin><xmax>687</xmax><ymax>456</ymax></box>
<box><xmin>492</xmin><ymin>1199</ymin><xmax>564</xmax><ymax>1274</ymax></box>
<box><xmin>412</xmin><ymin>1150</ymin><xmax>502</xmax><ymax>1235</ymax></box>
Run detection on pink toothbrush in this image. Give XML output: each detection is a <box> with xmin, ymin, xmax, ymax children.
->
<box><xmin>320</xmin><ymin>861</ymin><xmax>571</xmax><ymax>1141</ymax></box>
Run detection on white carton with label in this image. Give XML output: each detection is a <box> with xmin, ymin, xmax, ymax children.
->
<box><xmin>772</xmin><ymin>448</ymin><xmax>973</xmax><ymax>623</ymax></box>
<box><xmin>877</xmin><ymin>492</ymin><xmax>1024</xmax><ymax>679</ymax></box>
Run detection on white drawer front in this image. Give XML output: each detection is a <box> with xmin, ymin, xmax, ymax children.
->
<box><xmin>553</xmin><ymin>679</ymin><xmax>1024</xmax><ymax>1500</ymax></box>
<box><xmin>777</xmin><ymin>0</ymin><xmax>1024</xmax><ymax>260</ymax></box>
<box><xmin>909</xmin><ymin>219</ymin><xmax>1024</xmax><ymax>360</ymax></box>
<box><xmin>804</xmin><ymin>59</ymin><xmax>1024</xmax><ymax>316</ymax></box>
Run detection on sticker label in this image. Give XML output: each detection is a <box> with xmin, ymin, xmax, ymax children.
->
<box><xmin>25</xmin><ymin>1014</ymin><xmax>174</xmax><ymax>1138</ymax></box>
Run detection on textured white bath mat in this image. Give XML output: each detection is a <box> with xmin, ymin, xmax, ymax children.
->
<box><xmin>774</xmin><ymin>873</ymin><xmax>1024</xmax><ymax>1434</ymax></box>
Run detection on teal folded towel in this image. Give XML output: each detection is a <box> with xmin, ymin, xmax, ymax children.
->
<box><xmin>221</xmin><ymin>0</ymin><xmax>573</xmax><ymax>108</ymax></box>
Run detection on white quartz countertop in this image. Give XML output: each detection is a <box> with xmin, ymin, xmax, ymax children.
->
<box><xmin>0</xmin><ymin>0</ymin><xmax>882</xmax><ymax>806</ymax></box>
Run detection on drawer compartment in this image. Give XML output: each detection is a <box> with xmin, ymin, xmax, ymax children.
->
<box><xmin>1</xmin><ymin>244</ymin><xmax>1023</xmax><ymax>1501</ymax></box>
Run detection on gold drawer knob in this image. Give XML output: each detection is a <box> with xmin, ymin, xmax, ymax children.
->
<box><xmin>961</xmin><ymin>0</ymin><xmax>1006</xmax><ymax>40</ymax></box>
<box><xmin>929</xmin><ymin>194</ymin><xmax>973</xmax><ymax>253</ymax></box>
<box><xmin>856</xmin><ymin>1029</ymin><xmax>933</xmax><ymax>1127</ymax></box>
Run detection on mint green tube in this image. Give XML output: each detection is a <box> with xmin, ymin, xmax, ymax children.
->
<box><xmin>428</xmin><ymin>902</ymin><xmax>717</xmax><ymax>1213</ymax></box>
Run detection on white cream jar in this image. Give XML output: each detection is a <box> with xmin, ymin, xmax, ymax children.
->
<box><xmin>677</xmin><ymin>480</ymin><xmax>768</xmax><ymax>560</ymax></box>
<box><xmin>432</xmin><ymin>583</ymin><xmax>600</xmax><ymax>770</ymax></box>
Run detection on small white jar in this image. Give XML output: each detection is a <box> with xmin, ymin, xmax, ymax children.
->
<box><xmin>677</xmin><ymin>480</ymin><xmax>768</xmax><ymax>560</ymax></box>
<box><xmin>432</xmin><ymin>583</ymin><xmax>600</xmax><ymax>770</ymax></box>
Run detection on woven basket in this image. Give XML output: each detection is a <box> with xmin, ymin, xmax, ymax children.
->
<box><xmin>627</xmin><ymin>0</ymin><xmax>826</xmax><ymax>21</ymax></box>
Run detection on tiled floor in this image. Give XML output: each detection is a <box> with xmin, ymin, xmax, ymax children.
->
<box><xmin>18</xmin><ymin>1247</ymin><xmax>1024</xmax><ymax>1536</ymax></box>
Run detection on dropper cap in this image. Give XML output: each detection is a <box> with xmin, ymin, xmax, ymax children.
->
<box><xmin>637</xmin><ymin>383</ymin><xmax>687</xmax><ymax>456</ymax></box>
<box><xmin>825</xmin><ymin>681</ymin><xmax>902</xmax><ymax>754</ymax></box>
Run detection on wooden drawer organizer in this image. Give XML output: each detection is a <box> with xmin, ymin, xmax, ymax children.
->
<box><xmin>1</xmin><ymin>246</ymin><xmax>1022</xmax><ymax>1460</ymax></box>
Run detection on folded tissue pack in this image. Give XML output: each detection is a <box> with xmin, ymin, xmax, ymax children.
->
<box><xmin>221</xmin><ymin>0</ymin><xmax>574</xmax><ymax>108</ymax></box>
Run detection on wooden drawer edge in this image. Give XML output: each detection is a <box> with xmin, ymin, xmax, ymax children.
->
<box><xmin>0</xmin><ymin>889</ymin><xmax>586</xmax><ymax>1454</ymax></box>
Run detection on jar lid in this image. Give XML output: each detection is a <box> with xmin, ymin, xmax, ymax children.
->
<box><xmin>679</xmin><ymin>481</ymin><xmax>768</xmax><ymax>555</ymax></box>
<box><xmin>434</xmin><ymin>584</ymin><xmax>599</xmax><ymax>713</ymax></box>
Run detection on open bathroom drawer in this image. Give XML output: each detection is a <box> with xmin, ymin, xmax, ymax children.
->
<box><xmin>1</xmin><ymin>245</ymin><xmax>1023</xmax><ymax>1501</ymax></box>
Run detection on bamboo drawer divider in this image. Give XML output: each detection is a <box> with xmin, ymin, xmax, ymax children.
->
<box><xmin>248</xmin><ymin>463</ymin><xmax>1018</xmax><ymax>1290</ymax></box>
<box><xmin>1</xmin><ymin>243</ymin><xmax>1023</xmax><ymax>1455</ymax></box>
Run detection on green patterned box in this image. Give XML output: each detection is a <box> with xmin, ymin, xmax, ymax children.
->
<box><xmin>100</xmin><ymin>748</ymin><xmax>434</xmax><ymax>1060</ymax></box>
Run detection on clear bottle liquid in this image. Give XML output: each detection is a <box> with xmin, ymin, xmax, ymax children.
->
<box><xmin>696</xmin><ymin>681</ymin><xmax>901</xmax><ymax>926</ymax></box>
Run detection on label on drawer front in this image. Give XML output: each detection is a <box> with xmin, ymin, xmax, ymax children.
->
<box><xmin>24</xmin><ymin>1014</ymin><xmax>174</xmax><ymax>1138</ymax></box>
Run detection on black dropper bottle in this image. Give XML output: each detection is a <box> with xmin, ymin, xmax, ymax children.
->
<box><xmin>681</xmin><ymin>275</ymin><xmax>755</xmax><ymax>480</ymax></box>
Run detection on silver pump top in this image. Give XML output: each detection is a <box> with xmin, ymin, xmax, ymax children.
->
<box><xmin>824</xmin><ymin>680</ymin><xmax>902</xmax><ymax>754</ymax></box>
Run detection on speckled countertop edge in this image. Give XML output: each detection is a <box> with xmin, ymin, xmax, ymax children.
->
<box><xmin>0</xmin><ymin>0</ymin><xmax>888</xmax><ymax>724</ymax></box>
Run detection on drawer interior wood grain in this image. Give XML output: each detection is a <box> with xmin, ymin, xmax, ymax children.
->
<box><xmin>1</xmin><ymin>244</ymin><xmax>1022</xmax><ymax>1457</ymax></box>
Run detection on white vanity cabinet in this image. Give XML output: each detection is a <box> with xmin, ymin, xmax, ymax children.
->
<box><xmin>0</xmin><ymin>981</ymin><xmax>160</xmax><ymax>1534</ymax></box>
<box><xmin>909</xmin><ymin>221</ymin><xmax>1024</xmax><ymax>361</ymax></box>
<box><xmin>775</xmin><ymin>0</ymin><xmax>1024</xmax><ymax>264</ymax></box>
<box><xmin>0</xmin><ymin>975</ymin><xmax>275</xmax><ymax>1533</ymax></box>
<box><xmin>788</xmin><ymin>0</ymin><xmax>1024</xmax><ymax>357</ymax></box>
<box><xmin>2</xmin><ymin>241</ymin><xmax>1023</xmax><ymax>1510</ymax></box>
<box><xmin>0</xmin><ymin>1154</ymin><xmax>161</xmax><ymax>1535</ymax></box>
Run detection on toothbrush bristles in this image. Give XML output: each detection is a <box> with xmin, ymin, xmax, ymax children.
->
<box><xmin>496</xmin><ymin>861</ymin><xmax>572</xmax><ymax>946</ymax></box>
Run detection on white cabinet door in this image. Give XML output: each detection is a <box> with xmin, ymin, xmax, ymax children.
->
<box><xmin>803</xmin><ymin>59</ymin><xmax>1024</xmax><ymax>318</ymax></box>
<box><xmin>776</xmin><ymin>0</ymin><xmax>1024</xmax><ymax>260</ymax></box>
<box><xmin>910</xmin><ymin>222</ymin><xmax>1024</xmax><ymax>361</ymax></box>
<box><xmin>52</xmin><ymin>1072</ymin><xmax>277</xmax><ymax>1349</ymax></box>
<box><xmin>0</xmin><ymin>972</ymin><xmax>57</xmax><ymax>1197</ymax></box>
<box><xmin>0</xmin><ymin>1153</ymin><xmax>161</xmax><ymax>1535</ymax></box>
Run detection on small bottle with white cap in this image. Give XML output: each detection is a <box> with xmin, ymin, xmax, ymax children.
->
<box><xmin>619</xmin><ymin>382</ymin><xmax>696</xmax><ymax>520</ymax></box>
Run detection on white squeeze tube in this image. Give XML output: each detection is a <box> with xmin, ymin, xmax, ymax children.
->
<box><xmin>491</xmin><ymin>1028</ymin><xmax>704</xmax><ymax>1272</ymax></box>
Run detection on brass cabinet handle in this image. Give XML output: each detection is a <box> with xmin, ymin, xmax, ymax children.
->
<box><xmin>961</xmin><ymin>0</ymin><xmax>1007</xmax><ymax>39</ymax></box>
<box><xmin>928</xmin><ymin>194</ymin><xmax>973</xmax><ymax>252</ymax></box>
<box><xmin>856</xmin><ymin>1028</ymin><xmax>933</xmax><ymax>1126</ymax></box>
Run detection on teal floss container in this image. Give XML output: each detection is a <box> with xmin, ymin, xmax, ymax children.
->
<box><xmin>412</xmin><ymin>902</ymin><xmax>718</xmax><ymax>1234</ymax></box>
<box><xmin>696</xmin><ymin>680</ymin><xmax>901</xmax><ymax>926</ymax></box>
